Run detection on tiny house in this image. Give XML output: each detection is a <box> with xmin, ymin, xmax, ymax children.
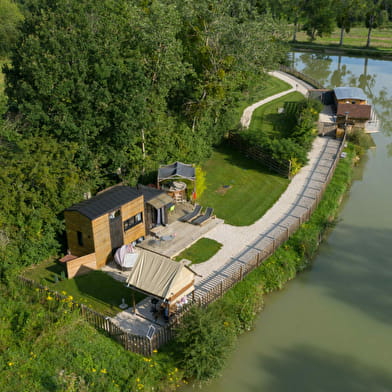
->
<box><xmin>333</xmin><ymin>87</ymin><xmax>367</xmax><ymax>105</ymax></box>
<box><xmin>64</xmin><ymin>186</ymin><xmax>145</xmax><ymax>270</ymax></box>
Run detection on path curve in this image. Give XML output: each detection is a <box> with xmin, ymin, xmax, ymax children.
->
<box><xmin>192</xmin><ymin>72</ymin><xmax>341</xmax><ymax>295</ymax></box>
<box><xmin>240</xmin><ymin>71</ymin><xmax>313</xmax><ymax>128</ymax></box>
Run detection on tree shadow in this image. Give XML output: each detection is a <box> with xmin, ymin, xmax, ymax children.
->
<box><xmin>309</xmin><ymin>224</ymin><xmax>392</xmax><ymax>326</ymax></box>
<box><xmin>252</xmin><ymin>345</ymin><xmax>392</xmax><ymax>392</ymax></box>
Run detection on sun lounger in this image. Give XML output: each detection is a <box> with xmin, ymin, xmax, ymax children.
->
<box><xmin>179</xmin><ymin>204</ymin><xmax>202</xmax><ymax>222</ymax></box>
<box><xmin>192</xmin><ymin>207</ymin><xmax>214</xmax><ymax>226</ymax></box>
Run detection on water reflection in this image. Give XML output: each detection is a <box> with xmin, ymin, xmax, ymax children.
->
<box><xmin>260</xmin><ymin>346</ymin><xmax>392</xmax><ymax>392</ymax></box>
<box><xmin>291</xmin><ymin>52</ymin><xmax>392</xmax><ymax>135</ymax></box>
<box><xmin>310</xmin><ymin>224</ymin><xmax>392</xmax><ymax>326</ymax></box>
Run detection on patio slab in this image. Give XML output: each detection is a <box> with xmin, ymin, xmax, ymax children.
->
<box><xmin>137</xmin><ymin>218</ymin><xmax>224</xmax><ymax>258</ymax></box>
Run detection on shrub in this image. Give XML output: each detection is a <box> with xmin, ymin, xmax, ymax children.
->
<box><xmin>173</xmin><ymin>306</ymin><xmax>235</xmax><ymax>380</ymax></box>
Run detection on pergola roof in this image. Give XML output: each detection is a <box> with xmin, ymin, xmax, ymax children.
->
<box><xmin>158</xmin><ymin>162</ymin><xmax>196</xmax><ymax>183</ymax></box>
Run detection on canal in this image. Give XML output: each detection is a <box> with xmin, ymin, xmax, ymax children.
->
<box><xmin>189</xmin><ymin>53</ymin><xmax>392</xmax><ymax>391</ymax></box>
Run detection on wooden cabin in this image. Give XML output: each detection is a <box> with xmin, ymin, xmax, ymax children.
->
<box><xmin>333</xmin><ymin>87</ymin><xmax>368</xmax><ymax>105</ymax></box>
<box><xmin>336</xmin><ymin>103</ymin><xmax>371</xmax><ymax>131</ymax></box>
<box><xmin>64</xmin><ymin>186</ymin><xmax>146</xmax><ymax>271</ymax></box>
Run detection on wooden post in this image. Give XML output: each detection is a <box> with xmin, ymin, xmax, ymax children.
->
<box><xmin>220</xmin><ymin>280</ymin><xmax>223</xmax><ymax>297</ymax></box>
<box><xmin>132</xmin><ymin>292</ymin><xmax>136</xmax><ymax>314</ymax></box>
<box><xmin>240</xmin><ymin>265</ymin><xmax>243</xmax><ymax>281</ymax></box>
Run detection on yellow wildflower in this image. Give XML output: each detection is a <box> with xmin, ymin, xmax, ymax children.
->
<box><xmin>92</xmin><ymin>368</ymin><xmax>96</xmax><ymax>372</ymax></box>
<box><xmin>46</xmin><ymin>295</ymin><xmax>53</xmax><ymax>301</ymax></box>
<box><xmin>100</xmin><ymin>369</ymin><xmax>107</xmax><ymax>374</ymax></box>
<box><xmin>8</xmin><ymin>362</ymin><xmax>14</xmax><ymax>366</ymax></box>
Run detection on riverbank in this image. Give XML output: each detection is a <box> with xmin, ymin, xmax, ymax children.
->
<box><xmin>290</xmin><ymin>42</ymin><xmax>392</xmax><ymax>60</ymax></box>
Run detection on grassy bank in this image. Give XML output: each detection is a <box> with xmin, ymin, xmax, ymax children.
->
<box><xmin>292</xmin><ymin>27</ymin><xmax>392</xmax><ymax>59</ymax></box>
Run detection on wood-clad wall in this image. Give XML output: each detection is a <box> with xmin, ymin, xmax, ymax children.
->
<box><xmin>64</xmin><ymin>195</ymin><xmax>146</xmax><ymax>270</ymax></box>
<box><xmin>122</xmin><ymin>196</ymin><xmax>146</xmax><ymax>245</ymax></box>
<box><xmin>64</xmin><ymin>211</ymin><xmax>95</xmax><ymax>257</ymax></box>
<box><xmin>92</xmin><ymin>214</ymin><xmax>112</xmax><ymax>268</ymax></box>
<box><xmin>66</xmin><ymin>253</ymin><xmax>97</xmax><ymax>279</ymax></box>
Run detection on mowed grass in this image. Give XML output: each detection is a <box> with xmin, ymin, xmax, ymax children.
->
<box><xmin>233</xmin><ymin>74</ymin><xmax>291</xmax><ymax>126</ymax></box>
<box><xmin>174</xmin><ymin>238</ymin><xmax>222</xmax><ymax>264</ymax></box>
<box><xmin>295</xmin><ymin>27</ymin><xmax>392</xmax><ymax>50</ymax></box>
<box><xmin>23</xmin><ymin>260</ymin><xmax>145</xmax><ymax>316</ymax></box>
<box><xmin>248</xmin><ymin>91</ymin><xmax>305</xmax><ymax>137</ymax></box>
<box><xmin>198</xmin><ymin>144</ymin><xmax>289</xmax><ymax>226</ymax></box>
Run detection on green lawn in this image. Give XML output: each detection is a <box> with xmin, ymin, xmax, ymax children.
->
<box><xmin>198</xmin><ymin>144</ymin><xmax>289</xmax><ymax>226</ymax></box>
<box><xmin>295</xmin><ymin>27</ymin><xmax>392</xmax><ymax>51</ymax></box>
<box><xmin>23</xmin><ymin>260</ymin><xmax>145</xmax><ymax>316</ymax></box>
<box><xmin>174</xmin><ymin>238</ymin><xmax>222</xmax><ymax>264</ymax></box>
<box><xmin>248</xmin><ymin>91</ymin><xmax>305</xmax><ymax>137</ymax></box>
<box><xmin>232</xmin><ymin>74</ymin><xmax>291</xmax><ymax>128</ymax></box>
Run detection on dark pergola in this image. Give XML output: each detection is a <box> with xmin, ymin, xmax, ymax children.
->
<box><xmin>157</xmin><ymin>162</ymin><xmax>196</xmax><ymax>192</ymax></box>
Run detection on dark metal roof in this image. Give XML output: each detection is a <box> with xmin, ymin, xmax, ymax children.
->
<box><xmin>137</xmin><ymin>184</ymin><xmax>173</xmax><ymax>209</ymax></box>
<box><xmin>334</xmin><ymin>87</ymin><xmax>367</xmax><ymax>101</ymax></box>
<box><xmin>66</xmin><ymin>186</ymin><xmax>142</xmax><ymax>220</ymax></box>
<box><xmin>158</xmin><ymin>161</ymin><xmax>196</xmax><ymax>182</ymax></box>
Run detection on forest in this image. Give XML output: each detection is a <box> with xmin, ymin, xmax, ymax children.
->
<box><xmin>0</xmin><ymin>0</ymin><xmax>390</xmax><ymax>390</ymax></box>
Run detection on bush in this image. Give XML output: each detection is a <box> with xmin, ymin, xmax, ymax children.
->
<box><xmin>173</xmin><ymin>306</ymin><xmax>236</xmax><ymax>380</ymax></box>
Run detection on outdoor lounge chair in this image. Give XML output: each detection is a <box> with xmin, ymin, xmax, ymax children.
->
<box><xmin>192</xmin><ymin>207</ymin><xmax>214</xmax><ymax>226</ymax></box>
<box><xmin>179</xmin><ymin>204</ymin><xmax>202</xmax><ymax>223</ymax></box>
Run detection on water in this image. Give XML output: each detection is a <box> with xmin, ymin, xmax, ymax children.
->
<box><xmin>187</xmin><ymin>53</ymin><xmax>392</xmax><ymax>391</ymax></box>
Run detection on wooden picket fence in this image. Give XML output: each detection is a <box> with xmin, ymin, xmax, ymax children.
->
<box><xmin>18</xmin><ymin>276</ymin><xmax>155</xmax><ymax>357</ymax></box>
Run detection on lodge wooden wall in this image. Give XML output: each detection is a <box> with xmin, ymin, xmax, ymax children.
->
<box><xmin>64</xmin><ymin>195</ymin><xmax>146</xmax><ymax>269</ymax></box>
<box><xmin>122</xmin><ymin>196</ymin><xmax>145</xmax><ymax>245</ymax></box>
<box><xmin>64</xmin><ymin>211</ymin><xmax>95</xmax><ymax>257</ymax></box>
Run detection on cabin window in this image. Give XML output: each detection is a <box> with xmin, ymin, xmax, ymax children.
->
<box><xmin>124</xmin><ymin>212</ymin><xmax>143</xmax><ymax>231</ymax></box>
<box><xmin>109</xmin><ymin>209</ymin><xmax>121</xmax><ymax>219</ymax></box>
<box><xmin>77</xmin><ymin>231</ymin><xmax>84</xmax><ymax>246</ymax></box>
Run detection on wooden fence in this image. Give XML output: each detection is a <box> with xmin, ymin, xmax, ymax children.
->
<box><xmin>227</xmin><ymin>132</ymin><xmax>291</xmax><ymax>178</ymax></box>
<box><xmin>279</xmin><ymin>65</ymin><xmax>324</xmax><ymax>89</ymax></box>
<box><xmin>18</xmin><ymin>276</ymin><xmax>155</xmax><ymax>357</ymax></box>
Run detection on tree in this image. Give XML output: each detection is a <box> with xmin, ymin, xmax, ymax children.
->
<box><xmin>0</xmin><ymin>0</ymin><xmax>23</xmax><ymax>56</ymax></box>
<box><xmin>0</xmin><ymin>122</ymin><xmax>86</xmax><ymax>269</ymax></box>
<box><xmin>302</xmin><ymin>0</ymin><xmax>336</xmax><ymax>40</ymax></box>
<box><xmin>365</xmin><ymin>0</ymin><xmax>388</xmax><ymax>48</ymax></box>
<box><xmin>336</xmin><ymin>0</ymin><xmax>363</xmax><ymax>46</ymax></box>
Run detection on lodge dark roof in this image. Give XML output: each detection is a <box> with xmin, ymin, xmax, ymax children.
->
<box><xmin>337</xmin><ymin>103</ymin><xmax>372</xmax><ymax>120</ymax></box>
<box><xmin>334</xmin><ymin>87</ymin><xmax>367</xmax><ymax>101</ymax></box>
<box><xmin>136</xmin><ymin>184</ymin><xmax>166</xmax><ymax>202</ymax></box>
<box><xmin>66</xmin><ymin>186</ymin><xmax>142</xmax><ymax>220</ymax></box>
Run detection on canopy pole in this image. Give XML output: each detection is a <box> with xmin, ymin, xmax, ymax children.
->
<box><xmin>132</xmin><ymin>292</ymin><xmax>136</xmax><ymax>314</ymax></box>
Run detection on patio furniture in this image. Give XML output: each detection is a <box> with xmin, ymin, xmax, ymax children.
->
<box><xmin>192</xmin><ymin>207</ymin><xmax>214</xmax><ymax>226</ymax></box>
<box><xmin>179</xmin><ymin>204</ymin><xmax>202</xmax><ymax>223</ymax></box>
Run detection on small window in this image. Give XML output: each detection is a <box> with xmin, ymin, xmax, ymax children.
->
<box><xmin>124</xmin><ymin>212</ymin><xmax>143</xmax><ymax>231</ymax></box>
<box><xmin>77</xmin><ymin>231</ymin><xmax>83</xmax><ymax>247</ymax></box>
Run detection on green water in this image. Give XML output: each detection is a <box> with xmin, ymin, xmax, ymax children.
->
<box><xmin>188</xmin><ymin>53</ymin><xmax>392</xmax><ymax>391</ymax></box>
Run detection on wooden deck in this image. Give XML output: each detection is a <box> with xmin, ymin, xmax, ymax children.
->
<box><xmin>138</xmin><ymin>218</ymin><xmax>224</xmax><ymax>258</ymax></box>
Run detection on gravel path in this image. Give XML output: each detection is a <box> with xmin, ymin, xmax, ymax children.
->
<box><xmin>192</xmin><ymin>72</ymin><xmax>341</xmax><ymax>295</ymax></box>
